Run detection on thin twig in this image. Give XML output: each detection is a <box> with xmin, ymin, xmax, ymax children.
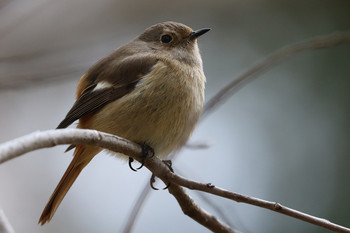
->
<box><xmin>0</xmin><ymin>209</ymin><xmax>15</xmax><ymax>233</ymax></box>
<box><xmin>0</xmin><ymin>1</ymin><xmax>54</xmax><ymax>42</ymax></box>
<box><xmin>200</xmin><ymin>30</ymin><xmax>350</xmax><ymax>120</ymax></box>
<box><xmin>164</xmin><ymin>172</ymin><xmax>350</xmax><ymax>233</ymax></box>
<box><xmin>184</xmin><ymin>141</ymin><xmax>210</xmax><ymax>150</ymax></box>
<box><xmin>122</xmin><ymin>180</ymin><xmax>152</xmax><ymax>233</ymax></box>
<box><xmin>0</xmin><ymin>64</ymin><xmax>87</xmax><ymax>90</ymax></box>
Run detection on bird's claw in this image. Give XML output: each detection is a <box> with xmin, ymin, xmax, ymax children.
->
<box><xmin>128</xmin><ymin>157</ymin><xmax>138</xmax><ymax>172</ymax></box>
<box><xmin>150</xmin><ymin>160</ymin><xmax>174</xmax><ymax>190</ymax></box>
<box><xmin>128</xmin><ymin>143</ymin><xmax>154</xmax><ymax>172</ymax></box>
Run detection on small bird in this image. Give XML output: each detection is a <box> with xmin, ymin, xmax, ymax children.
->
<box><xmin>39</xmin><ymin>21</ymin><xmax>209</xmax><ymax>224</ymax></box>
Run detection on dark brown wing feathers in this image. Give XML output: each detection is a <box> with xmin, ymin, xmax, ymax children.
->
<box><xmin>57</xmin><ymin>88</ymin><xmax>116</xmax><ymax>129</ymax></box>
<box><xmin>57</xmin><ymin>55</ymin><xmax>158</xmax><ymax>129</ymax></box>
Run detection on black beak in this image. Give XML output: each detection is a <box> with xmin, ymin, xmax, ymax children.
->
<box><xmin>190</xmin><ymin>28</ymin><xmax>211</xmax><ymax>40</ymax></box>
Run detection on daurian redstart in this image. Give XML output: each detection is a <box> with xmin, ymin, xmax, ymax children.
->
<box><xmin>39</xmin><ymin>21</ymin><xmax>210</xmax><ymax>224</ymax></box>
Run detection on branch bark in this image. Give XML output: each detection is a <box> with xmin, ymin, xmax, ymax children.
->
<box><xmin>1</xmin><ymin>129</ymin><xmax>349</xmax><ymax>232</ymax></box>
<box><xmin>0</xmin><ymin>129</ymin><xmax>236</xmax><ymax>233</ymax></box>
<box><xmin>164</xmin><ymin>172</ymin><xmax>350</xmax><ymax>233</ymax></box>
<box><xmin>0</xmin><ymin>129</ymin><xmax>142</xmax><ymax>164</ymax></box>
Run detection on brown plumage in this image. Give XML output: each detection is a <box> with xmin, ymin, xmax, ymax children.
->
<box><xmin>39</xmin><ymin>21</ymin><xmax>209</xmax><ymax>224</ymax></box>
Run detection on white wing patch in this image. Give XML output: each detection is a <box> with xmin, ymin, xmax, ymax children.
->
<box><xmin>93</xmin><ymin>81</ymin><xmax>113</xmax><ymax>91</ymax></box>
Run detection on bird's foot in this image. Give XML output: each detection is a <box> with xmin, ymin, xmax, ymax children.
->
<box><xmin>129</xmin><ymin>142</ymin><xmax>154</xmax><ymax>172</ymax></box>
<box><xmin>150</xmin><ymin>160</ymin><xmax>173</xmax><ymax>190</ymax></box>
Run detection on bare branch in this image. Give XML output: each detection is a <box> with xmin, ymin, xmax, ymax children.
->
<box><xmin>1</xmin><ymin>129</ymin><xmax>349</xmax><ymax>232</ymax></box>
<box><xmin>194</xmin><ymin>191</ymin><xmax>238</xmax><ymax>230</ymax></box>
<box><xmin>0</xmin><ymin>129</ymin><xmax>235</xmax><ymax>233</ymax></box>
<box><xmin>184</xmin><ymin>141</ymin><xmax>210</xmax><ymax>150</ymax></box>
<box><xmin>122</xmin><ymin>180</ymin><xmax>152</xmax><ymax>233</ymax></box>
<box><xmin>167</xmin><ymin>184</ymin><xmax>236</xmax><ymax>233</ymax></box>
<box><xmin>0</xmin><ymin>209</ymin><xmax>15</xmax><ymax>233</ymax></box>
<box><xmin>200</xmin><ymin>30</ymin><xmax>350</xmax><ymax>120</ymax></box>
<box><xmin>0</xmin><ymin>1</ymin><xmax>54</xmax><ymax>42</ymax></box>
<box><xmin>0</xmin><ymin>63</ymin><xmax>88</xmax><ymax>90</ymax></box>
<box><xmin>164</xmin><ymin>172</ymin><xmax>350</xmax><ymax>233</ymax></box>
<box><xmin>0</xmin><ymin>129</ymin><xmax>142</xmax><ymax>164</ymax></box>
<box><xmin>176</xmin><ymin>169</ymin><xmax>238</xmax><ymax>229</ymax></box>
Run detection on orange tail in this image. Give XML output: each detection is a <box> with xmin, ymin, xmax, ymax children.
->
<box><xmin>39</xmin><ymin>145</ymin><xmax>100</xmax><ymax>225</ymax></box>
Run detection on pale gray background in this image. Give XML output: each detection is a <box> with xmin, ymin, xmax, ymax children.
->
<box><xmin>0</xmin><ymin>0</ymin><xmax>349</xmax><ymax>232</ymax></box>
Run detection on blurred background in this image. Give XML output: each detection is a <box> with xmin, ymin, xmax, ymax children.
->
<box><xmin>0</xmin><ymin>0</ymin><xmax>349</xmax><ymax>232</ymax></box>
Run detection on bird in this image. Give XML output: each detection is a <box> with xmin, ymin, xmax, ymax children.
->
<box><xmin>39</xmin><ymin>21</ymin><xmax>210</xmax><ymax>225</ymax></box>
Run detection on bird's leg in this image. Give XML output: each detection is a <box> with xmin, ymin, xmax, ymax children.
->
<box><xmin>128</xmin><ymin>142</ymin><xmax>154</xmax><ymax>172</ymax></box>
<box><xmin>150</xmin><ymin>160</ymin><xmax>174</xmax><ymax>190</ymax></box>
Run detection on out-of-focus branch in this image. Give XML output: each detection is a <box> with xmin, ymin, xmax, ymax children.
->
<box><xmin>200</xmin><ymin>30</ymin><xmax>350</xmax><ymax>120</ymax></box>
<box><xmin>1</xmin><ymin>129</ymin><xmax>350</xmax><ymax>232</ymax></box>
<box><xmin>0</xmin><ymin>1</ymin><xmax>54</xmax><ymax>42</ymax></box>
<box><xmin>184</xmin><ymin>141</ymin><xmax>210</xmax><ymax>150</ymax></box>
<box><xmin>122</xmin><ymin>180</ymin><xmax>152</xmax><ymax>233</ymax></box>
<box><xmin>0</xmin><ymin>64</ymin><xmax>88</xmax><ymax>90</ymax></box>
<box><xmin>0</xmin><ymin>209</ymin><xmax>15</xmax><ymax>233</ymax></box>
<box><xmin>0</xmin><ymin>0</ymin><xmax>11</xmax><ymax>10</ymax></box>
<box><xmin>0</xmin><ymin>129</ymin><xmax>236</xmax><ymax>233</ymax></box>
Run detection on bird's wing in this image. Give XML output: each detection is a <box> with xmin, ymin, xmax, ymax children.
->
<box><xmin>57</xmin><ymin>55</ymin><xmax>158</xmax><ymax>129</ymax></box>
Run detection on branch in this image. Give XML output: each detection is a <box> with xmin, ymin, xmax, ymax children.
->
<box><xmin>176</xmin><ymin>169</ymin><xmax>238</xmax><ymax>229</ymax></box>
<box><xmin>164</xmin><ymin>172</ymin><xmax>350</xmax><ymax>233</ymax></box>
<box><xmin>166</xmin><ymin>184</ymin><xmax>236</xmax><ymax>233</ymax></box>
<box><xmin>0</xmin><ymin>63</ymin><xmax>87</xmax><ymax>90</ymax></box>
<box><xmin>0</xmin><ymin>209</ymin><xmax>15</xmax><ymax>233</ymax></box>
<box><xmin>1</xmin><ymin>129</ymin><xmax>349</xmax><ymax>232</ymax></box>
<box><xmin>0</xmin><ymin>129</ymin><xmax>141</xmax><ymax>164</ymax></box>
<box><xmin>122</xmin><ymin>180</ymin><xmax>152</xmax><ymax>233</ymax></box>
<box><xmin>0</xmin><ymin>129</ymin><xmax>235</xmax><ymax>233</ymax></box>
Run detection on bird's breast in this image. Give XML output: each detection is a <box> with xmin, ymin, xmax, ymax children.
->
<box><xmin>86</xmin><ymin>60</ymin><xmax>205</xmax><ymax>158</ymax></box>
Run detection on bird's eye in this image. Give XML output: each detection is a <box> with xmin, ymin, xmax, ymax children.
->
<box><xmin>161</xmin><ymin>34</ymin><xmax>173</xmax><ymax>43</ymax></box>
